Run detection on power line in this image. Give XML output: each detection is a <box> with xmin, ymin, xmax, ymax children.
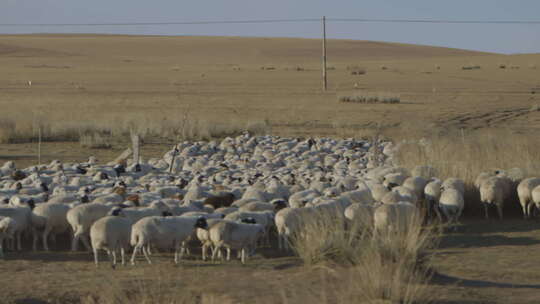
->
<box><xmin>0</xmin><ymin>18</ymin><xmax>320</xmax><ymax>27</ymax></box>
<box><xmin>1</xmin><ymin>17</ymin><xmax>540</xmax><ymax>27</ymax></box>
<box><xmin>329</xmin><ymin>18</ymin><xmax>540</xmax><ymax>24</ymax></box>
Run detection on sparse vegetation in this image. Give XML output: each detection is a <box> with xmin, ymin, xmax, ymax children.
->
<box><xmin>288</xmin><ymin>209</ymin><xmax>438</xmax><ymax>303</ymax></box>
<box><xmin>462</xmin><ymin>64</ymin><xmax>481</xmax><ymax>70</ymax></box>
<box><xmin>338</xmin><ymin>92</ymin><xmax>400</xmax><ymax>104</ymax></box>
<box><xmin>347</xmin><ymin>65</ymin><xmax>367</xmax><ymax>75</ymax></box>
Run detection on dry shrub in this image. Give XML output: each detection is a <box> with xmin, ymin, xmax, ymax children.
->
<box><xmin>80</xmin><ymin>133</ymin><xmax>113</xmax><ymax>149</ymax></box>
<box><xmin>462</xmin><ymin>65</ymin><xmax>481</xmax><ymax>70</ymax></box>
<box><xmin>338</xmin><ymin>92</ymin><xmax>400</xmax><ymax>104</ymax></box>
<box><xmin>347</xmin><ymin>64</ymin><xmax>366</xmax><ymax>75</ymax></box>
<box><xmin>287</xmin><ymin>208</ymin><xmax>438</xmax><ymax>303</ymax></box>
<box><xmin>0</xmin><ymin>111</ymin><xmax>272</xmax><ymax>145</ymax></box>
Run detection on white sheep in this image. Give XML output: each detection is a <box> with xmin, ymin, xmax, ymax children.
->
<box><xmin>373</xmin><ymin>202</ymin><xmax>419</xmax><ymax>235</ymax></box>
<box><xmin>90</xmin><ymin>208</ymin><xmax>132</xmax><ymax>268</ymax></box>
<box><xmin>0</xmin><ymin>216</ymin><xmax>17</xmax><ymax>258</ymax></box>
<box><xmin>31</xmin><ymin>203</ymin><xmax>70</xmax><ymax>251</ymax></box>
<box><xmin>130</xmin><ymin>216</ymin><xmax>208</xmax><ymax>265</ymax></box>
<box><xmin>517</xmin><ymin>178</ymin><xmax>540</xmax><ymax>218</ymax></box>
<box><xmin>67</xmin><ymin>203</ymin><xmax>113</xmax><ymax>251</ymax></box>
<box><xmin>438</xmin><ymin>188</ymin><xmax>464</xmax><ymax>226</ymax></box>
<box><xmin>0</xmin><ymin>205</ymin><xmax>32</xmax><ymax>251</ymax></box>
<box><xmin>209</xmin><ymin>220</ymin><xmax>265</xmax><ymax>264</ymax></box>
<box><xmin>479</xmin><ymin>176</ymin><xmax>508</xmax><ymax>219</ymax></box>
<box><xmin>424</xmin><ymin>179</ymin><xmax>442</xmax><ymax>220</ymax></box>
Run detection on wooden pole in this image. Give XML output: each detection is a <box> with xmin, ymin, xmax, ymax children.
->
<box><xmin>322</xmin><ymin>16</ymin><xmax>327</xmax><ymax>91</ymax></box>
<box><xmin>37</xmin><ymin>126</ymin><xmax>42</xmax><ymax>165</ymax></box>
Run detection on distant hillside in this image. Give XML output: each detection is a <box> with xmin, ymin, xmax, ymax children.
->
<box><xmin>0</xmin><ymin>34</ymin><xmax>492</xmax><ymax>64</ymax></box>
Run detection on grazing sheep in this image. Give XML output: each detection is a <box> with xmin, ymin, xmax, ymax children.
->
<box><xmin>67</xmin><ymin>203</ymin><xmax>113</xmax><ymax>251</ymax></box>
<box><xmin>31</xmin><ymin>203</ymin><xmax>71</xmax><ymax>251</ymax></box>
<box><xmin>344</xmin><ymin>204</ymin><xmax>376</xmax><ymax>229</ymax></box>
<box><xmin>517</xmin><ymin>178</ymin><xmax>540</xmax><ymax>218</ymax></box>
<box><xmin>209</xmin><ymin>220</ymin><xmax>265</xmax><ymax>264</ymax></box>
<box><xmin>0</xmin><ymin>216</ymin><xmax>17</xmax><ymax>258</ymax></box>
<box><xmin>90</xmin><ymin>208</ymin><xmax>132</xmax><ymax>268</ymax></box>
<box><xmin>373</xmin><ymin>202</ymin><xmax>419</xmax><ymax>235</ymax></box>
<box><xmin>442</xmin><ymin>178</ymin><xmax>465</xmax><ymax>195</ymax></box>
<box><xmin>479</xmin><ymin>176</ymin><xmax>508</xmax><ymax>219</ymax></box>
<box><xmin>424</xmin><ymin>179</ymin><xmax>442</xmax><ymax>220</ymax></box>
<box><xmin>0</xmin><ymin>205</ymin><xmax>32</xmax><ymax>251</ymax></box>
<box><xmin>438</xmin><ymin>188</ymin><xmax>465</xmax><ymax>226</ymax></box>
<box><xmin>274</xmin><ymin>207</ymin><xmax>312</xmax><ymax>251</ymax></box>
<box><xmin>130</xmin><ymin>216</ymin><xmax>208</xmax><ymax>265</ymax></box>
<box><xmin>203</xmin><ymin>192</ymin><xmax>236</xmax><ymax>209</ymax></box>
<box><xmin>196</xmin><ymin>218</ymin><xmax>225</xmax><ymax>261</ymax></box>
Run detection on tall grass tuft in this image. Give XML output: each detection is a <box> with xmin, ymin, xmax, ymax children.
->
<box><xmin>287</xmin><ymin>208</ymin><xmax>439</xmax><ymax>303</ymax></box>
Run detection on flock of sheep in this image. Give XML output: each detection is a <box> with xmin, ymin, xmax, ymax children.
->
<box><xmin>0</xmin><ymin>133</ymin><xmax>538</xmax><ymax>268</ymax></box>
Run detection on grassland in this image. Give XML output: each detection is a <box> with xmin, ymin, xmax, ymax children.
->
<box><xmin>1</xmin><ymin>34</ymin><xmax>540</xmax><ymax>303</ymax></box>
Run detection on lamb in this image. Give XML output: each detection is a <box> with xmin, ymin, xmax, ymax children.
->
<box><xmin>67</xmin><ymin>203</ymin><xmax>113</xmax><ymax>251</ymax></box>
<box><xmin>31</xmin><ymin>203</ymin><xmax>71</xmax><ymax>251</ymax></box>
<box><xmin>239</xmin><ymin>201</ymin><xmax>275</xmax><ymax>212</ymax></box>
<box><xmin>130</xmin><ymin>216</ymin><xmax>208</xmax><ymax>265</ymax></box>
<box><xmin>438</xmin><ymin>188</ymin><xmax>465</xmax><ymax>226</ymax></box>
<box><xmin>90</xmin><ymin>208</ymin><xmax>132</xmax><ymax>268</ymax></box>
<box><xmin>517</xmin><ymin>178</ymin><xmax>540</xmax><ymax>218</ymax></box>
<box><xmin>0</xmin><ymin>216</ymin><xmax>17</xmax><ymax>258</ymax></box>
<box><xmin>209</xmin><ymin>220</ymin><xmax>265</xmax><ymax>264</ymax></box>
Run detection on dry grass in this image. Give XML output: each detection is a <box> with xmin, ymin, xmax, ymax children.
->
<box><xmin>462</xmin><ymin>64</ymin><xmax>481</xmax><ymax>70</ymax></box>
<box><xmin>288</xmin><ymin>208</ymin><xmax>439</xmax><ymax>303</ymax></box>
<box><xmin>338</xmin><ymin>92</ymin><xmax>401</xmax><ymax>104</ymax></box>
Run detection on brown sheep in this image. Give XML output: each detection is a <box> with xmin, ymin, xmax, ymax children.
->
<box><xmin>203</xmin><ymin>193</ymin><xmax>235</xmax><ymax>209</ymax></box>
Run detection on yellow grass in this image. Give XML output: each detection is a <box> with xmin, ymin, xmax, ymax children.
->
<box><xmin>288</xmin><ymin>208</ymin><xmax>439</xmax><ymax>303</ymax></box>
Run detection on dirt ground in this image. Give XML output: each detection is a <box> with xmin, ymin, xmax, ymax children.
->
<box><xmin>1</xmin><ymin>219</ymin><xmax>540</xmax><ymax>304</ymax></box>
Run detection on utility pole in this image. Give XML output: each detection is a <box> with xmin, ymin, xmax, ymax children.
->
<box><xmin>322</xmin><ymin>16</ymin><xmax>327</xmax><ymax>91</ymax></box>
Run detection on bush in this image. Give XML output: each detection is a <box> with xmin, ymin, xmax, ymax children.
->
<box><xmin>338</xmin><ymin>92</ymin><xmax>400</xmax><ymax>104</ymax></box>
<box><xmin>287</xmin><ymin>207</ymin><xmax>439</xmax><ymax>303</ymax></box>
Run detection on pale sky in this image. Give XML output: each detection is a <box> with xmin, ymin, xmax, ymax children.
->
<box><xmin>1</xmin><ymin>0</ymin><xmax>539</xmax><ymax>54</ymax></box>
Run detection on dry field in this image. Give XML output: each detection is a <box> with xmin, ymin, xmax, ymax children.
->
<box><xmin>1</xmin><ymin>34</ymin><xmax>540</xmax><ymax>303</ymax></box>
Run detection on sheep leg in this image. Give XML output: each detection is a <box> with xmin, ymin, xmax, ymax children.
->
<box><xmin>142</xmin><ymin>246</ymin><xmax>152</xmax><ymax>264</ymax></box>
<box><xmin>32</xmin><ymin>228</ymin><xmax>39</xmax><ymax>252</ymax></box>
<box><xmin>131</xmin><ymin>245</ymin><xmax>141</xmax><ymax>265</ymax></box>
<box><xmin>521</xmin><ymin>200</ymin><xmax>529</xmax><ymax>219</ymax></box>
<box><xmin>226</xmin><ymin>247</ymin><xmax>231</xmax><ymax>261</ymax></box>
<box><xmin>483</xmin><ymin>203</ymin><xmax>490</xmax><ymax>219</ymax></box>
<box><xmin>496</xmin><ymin>202</ymin><xmax>504</xmax><ymax>220</ymax></box>
<box><xmin>72</xmin><ymin>227</ymin><xmax>86</xmax><ymax>251</ymax></box>
<box><xmin>16</xmin><ymin>231</ymin><xmax>22</xmax><ymax>251</ymax></box>
<box><xmin>241</xmin><ymin>248</ymin><xmax>246</xmax><ymax>265</ymax></box>
<box><xmin>201</xmin><ymin>243</ymin><xmax>207</xmax><ymax>261</ymax></box>
<box><xmin>42</xmin><ymin>226</ymin><xmax>52</xmax><ymax>252</ymax></box>
<box><xmin>277</xmin><ymin>233</ymin><xmax>283</xmax><ymax>250</ymax></box>
<box><xmin>81</xmin><ymin>235</ymin><xmax>92</xmax><ymax>252</ymax></box>
<box><xmin>120</xmin><ymin>247</ymin><xmax>126</xmax><ymax>266</ymax></box>
<box><xmin>111</xmin><ymin>250</ymin><xmax>117</xmax><ymax>269</ymax></box>
<box><xmin>527</xmin><ymin>203</ymin><xmax>535</xmax><ymax>219</ymax></box>
<box><xmin>211</xmin><ymin>245</ymin><xmax>220</xmax><ymax>261</ymax></box>
<box><xmin>174</xmin><ymin>243</ymin><xmax>180</xmax><ymax>265</ymax></box>
<box><xmin>93</xmin><ymin>248</ymin><xmax>99</xmax><ymax>267</ymax></box>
